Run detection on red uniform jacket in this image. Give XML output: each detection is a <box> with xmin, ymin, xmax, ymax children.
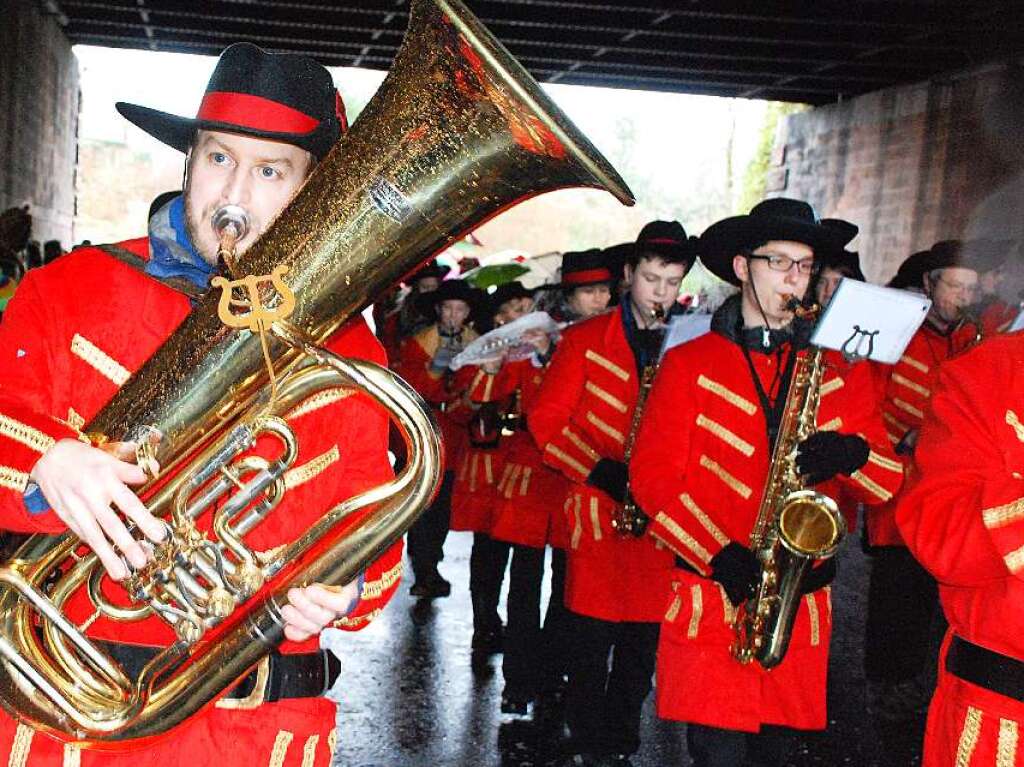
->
<box><xmin>483</xmin><ymin>357</ymin><xmax>569</xmax><ymax>549</ymax></box>
<box><xmin>979</xmin><ymin>298</ymin><xmax>1018</xmax><ymax>336</ymax></box>
<box><xmin>529</xmin><ymin>309</ymin><xmax>674</xmax><ymax>623</ymax></box>
<box><xmin>897</xmin><ymin>333</ymin><xmax>1024</xmax><ymax>766</ymax></box>
<box><xmin>630</xmin><ymin>328</ymin><xmax>902</xmax><ymax>733</ymax></box>
<box><xmin>872</xmin><ymin>321</ymin><xmax>978</xmax><ymax>545</ymax></box>
<box><xmin>449</xmin><ymin>368</ymin><xmax>505</xmax><ymax>533</ymax></box>
<box><xmin>0</xmin><ymin>241</ymin><xmax>401</xmax><ymax>765</ymax></box>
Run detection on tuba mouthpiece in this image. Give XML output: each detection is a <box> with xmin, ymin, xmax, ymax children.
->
<box><xmin>211</xmin><ymin>205</ymin><xmax>251</xmax><ymax>241</ymax></box>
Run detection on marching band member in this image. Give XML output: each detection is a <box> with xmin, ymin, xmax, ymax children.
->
<box><xmin>0</xmin><ymin>44</ymin><xmax>401</xmax><ymax>766</ymax></box>
<box><xmin>896</xmin><ymin>332</ymin><xmax>1024</xmax><ymax>766</ymax></box>
<box><xmin>530</xmin><ymin>221</ymin><xmax>695</xmax><ymax>765</ymax></box>
<box><xmin>394</xmin><ymin>278</ymin><xmax>485</xmax><ymax>599</ymax></box>
<box><xmin>865</xmin><ymin>240</ymin><xmax>1001</xmax><ymax>717</ymax></box>
<box><xmin>630</xmin><ymin>199</ymin><xmax>902</xmax><ymax>766</ymax></box>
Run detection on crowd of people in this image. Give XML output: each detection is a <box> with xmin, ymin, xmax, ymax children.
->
<box><xmin>0</xmin><ymin>33</ymin><xmax>1020</xmax><ymax>767</ymax></box>
<box><xmin>0</xmin><ymin>205</ymin><xmax>70</xmax><ymax>317</ymax></box>
<box><xmin>374</xmin><ymin>198</ymin><xmax>1022</xmax><ymax>767</ymax></box>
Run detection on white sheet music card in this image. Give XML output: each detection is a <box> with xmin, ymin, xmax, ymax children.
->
<box><xmin>810</xmin><ymin>279</ymin><xmax>931</xmax><ymax>364</ymax></box>
<box><xmin>1008</xmin><ymin>307</ymin><xmax>1024</xmax><ymax>333</ymax></box>
<box><xmin>661</xmin><ymin>313</ymin><xmax>713</xmax><ymax>357</ymax></box>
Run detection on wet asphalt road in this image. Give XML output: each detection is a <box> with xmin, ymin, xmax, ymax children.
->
<box><xmin>322</xmin><ymin>525</ymin><xmax>933</xmax><ymax>767</ymax></box>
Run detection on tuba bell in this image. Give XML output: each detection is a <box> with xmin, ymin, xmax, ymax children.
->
<box><xmin>0</xmin><ymin>0</ymin><xmax>633</xmax><ymax>746</ymax></box>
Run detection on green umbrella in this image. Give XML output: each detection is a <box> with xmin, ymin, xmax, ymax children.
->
<box><xmin>461</xmin><ymin>262</ymin><xmax>530</xmax><ymax>290</ymax></box>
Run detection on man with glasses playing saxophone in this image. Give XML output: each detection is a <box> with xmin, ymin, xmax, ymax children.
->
<box><xmin>630</xmin><ymin>199</ymin><xmax>903</xmax><ymax>766</ymax></box>
<box><xmin>0</xmin><ymin>44</ymin><xmax>402</xmax><ymax>766</ymax></box>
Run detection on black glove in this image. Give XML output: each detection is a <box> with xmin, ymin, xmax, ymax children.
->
<box><xmin>468</xmin><ymin>403</ymin><xmax>501</xmax><ymax>448</ymax></box>
<box><xmin>710</xmin><ymin>542</ymin><xmax>760</xmax><ymax>607</ymax></box>
<box><xmin>800</xmin><ymin>557</ymin><xmax>837</xmax><ymax>594</ymax></box>
<box><xmin>795</xmin><ymin>431</ymin><xmax>870</xmax><ymax>485</ymax></box>
<box><xmin>586</xmin><ymin>458</ymin><xmax>628</xmax><ymax>504</ymax></box>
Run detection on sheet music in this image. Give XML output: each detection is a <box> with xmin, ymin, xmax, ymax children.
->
<box><xmin>810</xmin><ymin>279</ymin><xmax>931</xmax><ymax>364</ymax></box>
<box><xmin>661</xmin><ymin>313</ymin><xmax>713</xmax><ymax>358</ymax></box>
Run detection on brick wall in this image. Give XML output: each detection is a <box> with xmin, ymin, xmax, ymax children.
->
<box><xmin>773</xmin><ymin>61</ymin><xmax>1024</xmax><ymax>283</ymax></box>
<box><xmin>0</xmin><ymin>0</ymin><xmax>79</xmax><ymax>248</ymax></box>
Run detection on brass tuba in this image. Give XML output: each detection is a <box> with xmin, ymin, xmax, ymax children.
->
<box><xmin>0</xmin><ymin>0</ymin><xmax>633</xmax><ymax>745</ymax></box>
<box><xmin>731</xmin><ymin>320</ymin><xmax>846</xmax><ymax>669</ymax></box>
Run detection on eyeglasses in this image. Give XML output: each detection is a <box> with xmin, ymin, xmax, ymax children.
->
<box><xmin>748</xmin><ymin>254</ymin><xmax>817</xmax><ymax>275</ymax></box>
<box><xmin>936</xmin><ymin>276</ymin><xmax>980</xmax><ymax>296</ymax></box>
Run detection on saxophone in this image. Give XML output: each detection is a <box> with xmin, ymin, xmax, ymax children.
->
<box><xmin>612</xmin><ymin>304</ymin><xmax>666</xmax><ymax>538</ymax></box>
<box><xmin>731</xmin><ymin>304</ymin><xmax>846</xmax><ymax>669</ymax></box>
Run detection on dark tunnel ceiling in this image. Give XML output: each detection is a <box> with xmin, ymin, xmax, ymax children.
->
<box><xmin>52</xmin><ymin>0</ymin><xmax>1023</xmax><ymax>105</ymax></box>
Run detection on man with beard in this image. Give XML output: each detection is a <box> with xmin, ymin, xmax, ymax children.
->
<box><xmin>0</xmin><ymin>44</ymin><xmax>402</xmax><ymax>766</ymax></box>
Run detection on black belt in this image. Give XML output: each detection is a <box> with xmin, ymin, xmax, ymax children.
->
<box><xmin>98</xmin><ymin>641</ymin><xmax>341</xmax><ymax>704</ymax></box>
<box><xmin>947</xmin><ymin>635</ymin><xmax>1024</xmax><ymax>703</ymax></box>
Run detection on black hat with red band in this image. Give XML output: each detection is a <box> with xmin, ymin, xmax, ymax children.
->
<box><xmin>116</xmin><ymin>43</ymin><xmax>347</xmax><ymax>161</ymax></box>
<box><xmin>561</xmin><ymin>249</ymin><xmax>613</xmax><ymax>288</ymax></box>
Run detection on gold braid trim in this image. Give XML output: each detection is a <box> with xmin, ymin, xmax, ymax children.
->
<box><xmin>699</xmin><ymin>455</ymin><xmax>752</xmax><ymax>500</ymax></box>
<box><xmin>562</xmin><ymin>427</ymin><xmax>601</xmax><ymax>462</ymax></box>
<box><xmin>360</xmin><ymin>559</ymin><xmax>403</xmax><ymax>600</ymax></box>
<box><xmin>66</xmin><ymin>407</ymin><xmax>86</xmax><ymax>431</ymax></box>
<box><xmin>818</xmin><ymin>416</ymin><xmax>843</xmax><ymax>432</ymax></box>
<box><xmin>664</xmin><ymin>590</ymin><xmax>683</xmax><ymax>623</ymax></box>
<box><xmin>867</xmin><ymin>450</ymin><xmax>904</xmax><ymax>474</ymax></box>
<box><xmin>284</xmin><ymin>445</ymin><xmax>340</xmax><ymax>490</ymax></box>
<box><xmin>695</xmin><ymin>413</ymin><xmax>754</xmax><ymax>457</ymax></box>
<box><xmin>301</xmin><ymin>734</ymin><xmax>320</xmax><ymax>767</ymax></box>
<box><xmin>717</xmin><ymin>583</ymin><xmax>738</xmax><ymax>624</ymax></box>
<box><xmin>892</xmin><ymin>397</ymin><xmax>924</xmax><ymax>420</ymax></box>
<box><xmin>545</xmin><ymin>443</ymin><xmax>589</xmax><ymax>478</ymax></box>
<box><xmin>328</xmin><ymin>729</ymin><xmax>338</xmax><ymax>757</ymax></box>
<box><xmin>900</xmin><ymin>354</ymin><xmax>929</xmax><ymax>374</ymax></box>
<box><xmin>569</xmin><ymin>494</ymin><xmax>583</xmax><ymax>550</ymax></box>
<box><xmin>0</xmin><ymin>414</ymin><xmax>56</xmax><ymax>454</ymax></box>
<box><xmin>0</xmin><ymin>466</ymin><xmax>30</xmax><ymax>493</ymax></box>
<box><xmin>997</xmin><ymin>718</ymin><xmax>1019</xmax><ymax>767</ymax></box>
<box><xmin>654</xmin><ymin>511</ymin><xmax>711</xmax><ymax>564</ymax></box>
<box><xmin>892</xmin><ymin>372</ymin><xmax>931</xmax><ymax>399</ymax></box>
<box><xmin>1004</xmin><ymin>543</ymin><xmax>1024</xmax><ymax>574</ymax></box>
<box><xmin>585</xmin><ymin>349</ymin><xmax>630</xmax><ymax>381</ymax></box>
<box><xmin>268</xmin><ymin>730</ymin><xmax>294</xmax><ymax>767</ymax></box>
<box><xmin>984</xmin><ymin>497</ymin><xmax>1024</xmax><ymax>530</ymax></box>
<box><xmin>589</xmin><ymin>495</ymin><xmax>603</xmax><ymax>541</ymax></box>
<box><xmin>806</xmin><ymin>594</ymin><xmax>820</xmax><ymax>647</ymax></box>
<box><xmin>687</xmin><ymin>584</ymin><xmax>703</xmax><ymax>639</ymax></box>
<box><xmin>288</xmin><ymin>388</ymin><xmax>355</xmax><ymax>419</ymax></box>
<box><xmin>1007</xmin><ymin>410</ymin><xmax>1024</xmax><ymax>443</ymax></box>
<box><xmin>819</xmin><ymin>377</ymin><xmax>845</xmax><ymax>397</ymax></box>
<box><xmin>679</xmin><ymin>493</ymin><xmax>729</xmax><ymax>546</ymax></box>
<box><xmin>585</xmin><ymin>381</ymin><xmax>628</xmax><ymax>413</ymax></box>
<box><xmin>954</xmin><ymin>706</ymin><xmax>982</xmax><ymax>767</ymax></box>
<box><xmin>519</xmin><ymin>466</ymin><xmax>532</xmax><ymax>496</ymax></box>
<box><xmin>333</xmin><ymin>607</ymin><xmax>383</xmax><ymax>629</ymax></box>
<box><xmin>62</xmin><ymin>743</ymin><xmax>81</xmax><ymax>767</ymax></box>
<box><xmin>8</xmin><ymin>724</ymin><xmax>33</xmax><ymax>767</ymax></box>
<box><xmin>697</xmin><ymin>375</ymin><xmax>757</xmax><ymax>415</ymax></box>
<box><xmin>70</xmin><ymin>333</ymin><xmax>130</xmax><ymax>386</ymax></box>
<box><xmin>882</xmin><ymin>411</ymin><xmax>909</xmax><ymax>432</ymax></box>
<box><xmin>851</xmin><ymin>470</ymin><xmax>893</xmax><ymax>502</ymax></box>
<box><xmin>586</xmin><ymin>411</ymin><xmax>625</xmax><ymax>444</ymax></box>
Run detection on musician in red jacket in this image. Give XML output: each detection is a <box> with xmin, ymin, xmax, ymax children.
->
<box><xmin>0</xmin><ymin>44</ymin><xmax>402</xmax><ymax>767</ymax></box>
<box><xmin>896</xmin><ymin>332</ymin><xmax>1024</xmax><ymax>767</ymax></box>
<box><xmin>529</xmin><ymin>221</ymin><xmax>696</xmax><ymax>763</ymax></box>
<box><xmin>630</xmin><ymin>199</ymin><xmax>903</xmax><ymax>766</ymax></box>
<box><xmin>394</xmin><ymin>278</ymin><xmax>484</xmax><ymax>598</ymax></box>
<box><xmin>865</xmin><ymin>240</ymin><xmax>1003</xmax><ymax>718</ymax></box>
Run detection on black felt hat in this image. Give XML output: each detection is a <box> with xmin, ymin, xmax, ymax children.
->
<box><xmin>561</xmin><ymin>249</ymin><xmax>613</xmax><ymax>287</ymax></box>
<box><xmin>116</xmin><ymin>43</ymin><xmax>346</xmax><ymax>160</ymax></box>
<box><xmin>635</xmin><ymin>220</ymin><xmax>698</xmax><ymax>263</ymax></box>
<box><xmin>700</xmin><ymin>198</ymin><xmax>853</xmax><ymax>286</ymax></box>
<box><xmin>416</xmin><ymin>278</ymin><xmax>482</xmax><ymax>316</ymax></box>
<box><xmin>489</xmin><ymin>280</ymin><xmax>534</xmax><ymax>313</ymax></box>
<box><xmin>818</xmin><ymin>218</ymin><xmax>865</xmax><ymax>281</ymax></box>
<box><xmin>888</xmin><ymin>250</ymin><xmax>934</xmax><ymax>290</ymax></box>
<box><xmin>407</xmin><ymin>259</ymin><xmax>451</xmax><ymax>285</ymax></box>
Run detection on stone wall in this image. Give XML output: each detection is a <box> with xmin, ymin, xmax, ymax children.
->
<box><xmin>0</xmin><ymin>0</ymin><xmax>79</xmax><ymax>248</ymax></box>
<box><xmin>772</xmin><ymin>61</ymin><xmax>1024</xmax><ymax>282</ymax></box>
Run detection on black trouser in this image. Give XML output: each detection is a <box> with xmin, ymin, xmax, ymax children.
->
<box><xmin>470</xmin><ymin>533</ymin><xmax>511</xmax><ymax>635</ymax></box>
<box><xmin>407</xmin><ymin>469</ymin><xmax>453</xmax><ymax>582</ymax></box>
<box><xmin>686</xmin><ymin>724</ymin><xmax>794</xmax><ymax>767</ymax></box>
<box><xmin>564</xmin><ymin>612</ymin><xmax>659</xmax><ymax>756</ymax></box>
<box><xmin>501</xmin><ymin>544</ymin><xmax>569</xmax><ymax>698</ymax></box>
<box><xmin>864</xmin><ymin>545</ymin><xmax>941</xmax><ymax>683</ymax></box>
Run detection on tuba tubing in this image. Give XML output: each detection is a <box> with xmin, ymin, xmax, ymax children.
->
<box><xmin>0</xmin><ymin>0</ymin><xmax>634</xmax><ymax>745</ymax></box>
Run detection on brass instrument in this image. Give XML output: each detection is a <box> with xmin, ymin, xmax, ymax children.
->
<box><xmin>0</xmin><ymin>0</ymin><xmax>633</xmax><ymax>746</ymax></box>
<box><xmin>611</xmin><ymin>302</ymin><xmax>666</xmax><ymax>538</ymax></box>
<box><xmin>731</xmin><ymin>302</ymin><xmax>846</xmax><ymax>669</ymax></box>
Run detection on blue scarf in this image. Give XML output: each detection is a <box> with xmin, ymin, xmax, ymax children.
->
<box><xmin>147</xmin><ymin>195</ymin><xmax>215</xmax><ymax>292</ymax></box>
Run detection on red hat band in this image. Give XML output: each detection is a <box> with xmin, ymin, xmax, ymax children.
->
<box><xmin>563</xmin><ymin>268</ymin><xmax>612</xmax><ymax>286</ymax></box>
<box><xmin>197</xmin><ymin>91</ymin><xmax>319</xmax><ymax>135</ymax></box>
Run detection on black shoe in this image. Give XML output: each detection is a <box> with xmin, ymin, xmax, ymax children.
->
<box><xmin>410</xmin><ymin>574</ymin><xmax>451</xmax><ymax>599</ymax></box>
<box><xmin>472</xmin><ymin>627</ymin><xmax>504</xmax><ymax>655</ymax></box>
